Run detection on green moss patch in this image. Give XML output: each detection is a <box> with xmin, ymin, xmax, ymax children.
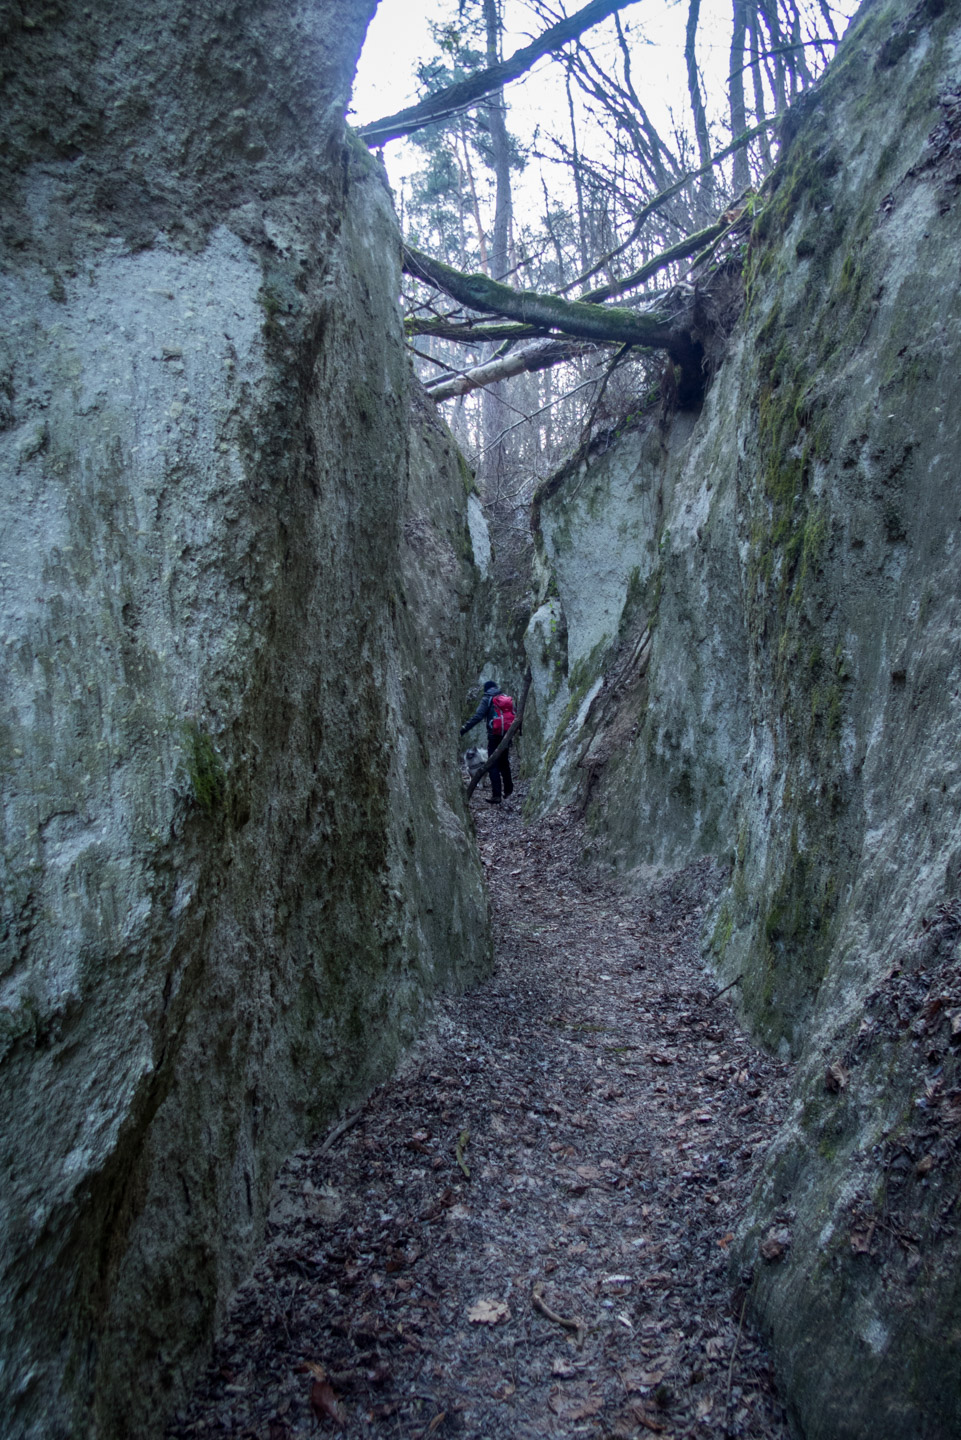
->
<box><xmin>182</xmin><ymin>722</ymin><xmax>226</xmax><ymax>818</ymax></box>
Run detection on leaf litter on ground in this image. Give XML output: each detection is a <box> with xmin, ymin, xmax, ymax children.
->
<box><xmin>167</xmin><ymin>786</ymin><xmax>792</xmax><ymax>1439</ymax></box>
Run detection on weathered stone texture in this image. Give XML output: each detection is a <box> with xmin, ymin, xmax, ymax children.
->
<box><xmin>525</xmin><ymin>0</ymin><xmax>961</xmax><ymax>1431</ymax></box>
<box><xmin>0</xmin><ymin>3</ymin><xmax>490</xmax><ymax>1436</ymax></box>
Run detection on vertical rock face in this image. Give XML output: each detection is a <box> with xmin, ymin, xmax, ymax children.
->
<box><xmin>0</xmin><ymin>3</ymin><xmax>490</xmax><ymax>1436</ymax></box>
<box><xmin>526</xmin><ymin>0</ymin><xmax>961</xmax><ymax>1430</ymax></box>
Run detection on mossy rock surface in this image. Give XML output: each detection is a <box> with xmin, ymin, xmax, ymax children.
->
<box><xmin>521</xmin><ymin>0</ymin><xmax>961</xmax><ymax>1432</ymax></box>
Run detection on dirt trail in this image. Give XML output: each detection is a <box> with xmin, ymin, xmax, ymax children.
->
<box><xmin>169</xmin><ymin>790</ymin><xmax>793</xmax><ymax>1440</ymax></box>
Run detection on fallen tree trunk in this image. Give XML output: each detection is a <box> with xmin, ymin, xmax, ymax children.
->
<box><xmin>425</xmin><ymin>339</ymin><xmax>584</xmax><ymax>402</ymax></box>
<box><xmin>403</xmin><ymin>246</ymin><xmax>677</xmax><ymax>350</ymax></box>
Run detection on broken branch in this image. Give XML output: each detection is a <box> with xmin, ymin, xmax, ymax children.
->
<box><xmin>317</xmin><ymin>1107</ymin><xmax>364</xmax><ymax>1156</ymax></box>
<box><xmin>710</xmin><ymin>974</ymin><xmax>744</xmax><ymax>1005</ymax></box>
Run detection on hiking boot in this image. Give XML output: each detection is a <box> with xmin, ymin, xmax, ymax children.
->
<box><xmin>486</xmin><ymin>796</ymin><xmax>501</xmax><ymax>805</ymax></box>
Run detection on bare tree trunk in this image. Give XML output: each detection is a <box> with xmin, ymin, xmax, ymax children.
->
<box><xmin>565</xmin><ymin>68</ymin><xmax>590</xmax><ymax>275</ymax></box>
<box><xmin>458</xmin><ymin>120</ymin><xmax>490</xmax><ymax>272</ymax></box>
<box><xmin>759</xmin><ymin>0</ymin><xmax>788</xmax><ymax>114</ymax></box>
<box><xmin>748</xmin><ymin>13</ymin><xmax>773</xmax><ymax>167</ymax></box>
<box><xmin>685</xmin><ymin>0</ymin><xmax>714</xmax><ymax>219</ymax></box>
<box><xmin>453</xmin><ymin>139</ymin><xmax>468</xmax><ymax>268</ymax></box>
<box><xmin>541</xmin><ymin>176</ymin><xmax>568</xmax><ymax>285</ymax></box>
<box><xmin>542</xmin><ymin>363</ymin><xmax>553</xmax><ymax>457</ymax></box>
<box><xmin>484</xmin><ymin>0</ymin><xmax>512</xmax><ymax>283</ymax></box>
<box><xmin>787</xmin><ymin>0</ymin><xmax>814</xmax><ymax>92</ymax></box>
<box><xmin>481</xmin><ymin>0</ymin><xmax>514</xmax><ymax>498</ymax></box>
<box><xmin>729</xmin><ymin>0</ymin><xmax>751</xmax><ymax>193</ymax></box>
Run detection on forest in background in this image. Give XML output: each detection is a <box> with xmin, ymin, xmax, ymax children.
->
<box><xmin>357</xmin><ymin>0</ymin><xmax>856</xmax><ymax>590</ymax></box>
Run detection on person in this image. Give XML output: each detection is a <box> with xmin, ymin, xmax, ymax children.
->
<box><xmin>460</xmin><ymin>680</ymin><xmax>514</xmax><ymax>804</ymax></box>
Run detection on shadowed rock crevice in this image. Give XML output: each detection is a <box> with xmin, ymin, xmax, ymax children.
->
<box><xmin>0</xmin><ymin>3</ymin><xmax>492</xmax><ymax>1436</ymax></box>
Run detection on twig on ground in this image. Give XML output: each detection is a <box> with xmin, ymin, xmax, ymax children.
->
<box><xmin>710</xmin><ymin>974</ymin><xmax>744</xmax><ymax>1004</ymax></box>
<box><xmin>634</xmin><ymin>1413</ymin><xmax>667</xmax><ymax>1434</ymax></box>
<box><xmin>532</xmin><ymin>1282</ymin><xmax>586</xmax><ymax>1346</ymax></box>
<box><xmin>317</xmin><ymin>1108</ymin><xmax>364</xmax><ymax>1157</ymax></box>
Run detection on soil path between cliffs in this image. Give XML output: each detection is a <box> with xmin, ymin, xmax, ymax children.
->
<box><xmin>169</xmin><ymin>789</ymin><xmax>794</xmax><ymax>1440</ymax></box>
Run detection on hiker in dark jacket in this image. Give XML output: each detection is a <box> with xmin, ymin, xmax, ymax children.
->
<box><xmin>460</xmin><ymin>679</ymin><xmax>514</xmax><ymax>804</ymax></box>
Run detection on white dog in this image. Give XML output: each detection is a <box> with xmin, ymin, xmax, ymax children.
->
<box><xmin>463</xmin><ymin>746</ymin><xmax>488</xmax><ymax>785</ymax></box>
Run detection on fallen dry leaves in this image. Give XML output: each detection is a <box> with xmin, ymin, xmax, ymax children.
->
<box><xmin>167</xmin><ymin>788</ymin><xmax>793</xmax><ymax>1440</ymax></box>
<box><xmin>466</xmin><ymin>1299</ymin><xmax>511</xmax><ymax>1325</ymax></box>
<box><xmin>308</xmin><ymin>1379</ymin><xmax>344</xmax><ymax>1427</ymax></box>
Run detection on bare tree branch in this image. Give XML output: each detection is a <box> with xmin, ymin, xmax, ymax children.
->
<box><xmin>473</xmin><ymin>370</ymin><xmax>608</xmax><ymax>457</ymax></box>
<box><xmin>728</xmin><ymin>38</ymin><xmax>837</xmax><ymax>85</ymax></box>
<box><xmin>558</xmin><ymin>117</ymin><xmax>775</xmax><ymax>294</ymax></box>
<box><xmin>573</xmin><ymin>342</ymin><xmax>632</xmax><ymax>451</ymax></box>
<box><xmin>358</xmin><ymin>0</ymin><xmax>642</xmax><ymax>147</ymax></box>
<box><xmin>577</xmin><ymin>212</ymin><xmax>734</xmax><ymax>304</ymax></box>
<box><xmin>409</xmin><ymin>344</ymin><xmax>470</xmax><ymax>372</ymax></box>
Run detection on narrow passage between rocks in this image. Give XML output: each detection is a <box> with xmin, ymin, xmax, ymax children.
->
<box><xmin>169</xmin><ymin>790</ymin><xmax>793</xmax><ymax>1440</ymax></box>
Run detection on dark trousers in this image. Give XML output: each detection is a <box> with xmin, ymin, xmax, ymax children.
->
<box><xmin>489</xmin><ymin>743</ymin><xmax>513</xmax><ymax>801</ymax></box>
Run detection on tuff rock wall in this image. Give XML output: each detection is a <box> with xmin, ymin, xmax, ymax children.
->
<box><xmin>525</xmin><ymin>0</ymin><xmax>961</xmax><ymax>1432</ymax></box>
<box><xmin>0</xmin><ymin>3</ymin><xmax>490</xmax><ymax>1436</ymax></box>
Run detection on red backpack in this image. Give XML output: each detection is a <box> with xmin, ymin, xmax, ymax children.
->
<box><xmin>489</xmin><ymin>692</ymin><xmax>516</xmax><ymax>738</ymax></box>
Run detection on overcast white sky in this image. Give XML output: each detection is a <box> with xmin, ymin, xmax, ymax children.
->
<box><xmin>350</xmin><ymin>0</ymin><xmax>734</xmax><ymax>124</ymax></box>
<box><xmin>349</xmin><ymin>0</ymin><xmax>737</xmax><ymax>199</ymax></box>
